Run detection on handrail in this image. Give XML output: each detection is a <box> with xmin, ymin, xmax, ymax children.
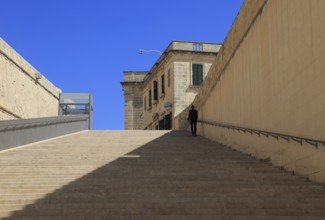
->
<box><xmin>0</xmin><ymin>115</ymin><xmax>88</xmax><ymax>132</ymax></box>
<box><xmin>198</xmin><ymin>120</ymin><xmax>325</xmax><ymax>149</ymax></box>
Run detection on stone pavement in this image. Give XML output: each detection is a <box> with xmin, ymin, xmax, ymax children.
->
<box><xmin>1</xmin><ymin>130</ymin><xmax>325</xmax><ymax>220</ymax></box>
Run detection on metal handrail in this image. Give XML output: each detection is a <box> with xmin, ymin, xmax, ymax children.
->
<box><xmin>198</xmin><ymin>120</ymin><xmax>325</xmax><ymax>149</ymax></box>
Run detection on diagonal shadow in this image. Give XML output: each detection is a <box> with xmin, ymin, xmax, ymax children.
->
<box><xmin>3</xmin><ymin>130</ymin><xmax>325</xmax><ymax>220</ymax></box>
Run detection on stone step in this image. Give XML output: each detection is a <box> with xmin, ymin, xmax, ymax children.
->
<box><xmin>2</xmin><ymin>196</ymin><xmax>325</xmax><ymax>207</ymax></box>
<box><xmin>1</xmin><ymin>216</ymin><xmax>325</xmax><ymax>220</ymax></box>
<box><xmin>1</xmin><ymin>189</ymin><xmax>325</xmax><ymax>201</ymax></box>
<box><xmin>1</xmin><ymin>187</ymin><xmax>325</xmax><ymax>200</ymax></box>
<box><xmin>1</xmin><ymin>130</ymin><xmax>325</xmax><ymax>219</ymax></box>
<box><xmin>1</xmin><ymin>187</ymin><xmax>324</xmax><ymax>200</ymax></box>
<box><xmin>0</xmin><ymin>173</ymin><xmax>300</xmax><ymax>181</ymax></box>
<box><xmin>1</xmin><ymin>205</ymin><xmax>325</xmax><ymax>219</ymax></box>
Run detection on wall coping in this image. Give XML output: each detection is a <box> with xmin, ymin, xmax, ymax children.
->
<box><xmin>0</xmin><ymin>38</ymin><xmax>61</xmax><ymax>99</ymax></box>
<box><xmin>175</xmin><ymin>0</ymin><xmax>269</xmax><ymax>128</ymax></box>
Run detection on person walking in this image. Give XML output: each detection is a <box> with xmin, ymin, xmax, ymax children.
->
<box><xmin>188</xmin><ymin>105</ymin><xmax>198</xmax><ymax>136</ymax></box>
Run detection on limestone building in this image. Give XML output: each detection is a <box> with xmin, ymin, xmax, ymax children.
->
<box><xmin>121</xmin><ymin>41</ymin><xmax>221</xmax><ymax>130</ymax></box>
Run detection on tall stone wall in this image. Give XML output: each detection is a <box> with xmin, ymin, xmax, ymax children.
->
<box><xmin>0</xmin><ymin>38</ymin><xmax>61</xmax><ymax>120</ymax></box>
<box><xmin>176</xmin><ymin>0</ymin><xmax>325</xmax><ymax>183</ymax></box>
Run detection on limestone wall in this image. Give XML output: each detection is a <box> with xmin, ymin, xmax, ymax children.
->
<box><xmin>176</xmin><ymin>0</ymin><xmax>325</xmax><ymax>183</ymax></box>
<box><xmin>121</xmin><ymin>71</ymin><xmax>147</xmax><ymax>130</ymax></box>
<box><xmin>122</xmin><ymin>82</ymin><xmax>144</xmax><ymax>130</ymax></box>
<box><xmin>0</xmin><ymin>38</ymin><xmax>61</xmax><ymax>120</ymax></box>
<box><xmin>173</xmin><ymin>60</ymin><xmax>213</xmax><ymax>117</ymax></box>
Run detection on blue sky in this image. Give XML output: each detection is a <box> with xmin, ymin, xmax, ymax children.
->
<box><xmin>0</xmin><ymin>0</ymin><xmax>244</xmax><ymax>130</ymax></box>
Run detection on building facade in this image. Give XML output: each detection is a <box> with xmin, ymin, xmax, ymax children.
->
<box><xmin>121</xmin><ymin>71</ymin><xmax>148</xmax><ymax>130</ymax></box>
<box><xmin>121</xmin><ymin>41</ymin><xmax>221</xmax><ymax>130</ymax></box>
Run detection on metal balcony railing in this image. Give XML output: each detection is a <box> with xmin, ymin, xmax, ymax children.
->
<box><xmin>198</xmin><ymin>120</ymin><xmax>325</xmax><ymax>149</ymax></box>
<box><xmin>59</xmin><ymin>93</ymin><xmax>93</xmax><ymax>129</ymax></box>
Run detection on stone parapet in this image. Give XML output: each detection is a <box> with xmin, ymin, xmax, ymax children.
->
<box><xmin>0</xmin><ymin>38</ymin><xmax>61</xmax><ymax>119</ymax></box>
<box><xmin>123</xmin><ymin>71</ymin><xmax>148</xmax><ymax>82</ymax></box>
<box><xmin>170</xmin><ymin>41</ymin><xmax>221</xmax><ymax>53</ymax></box>
<box><xmin>193</xmin><ymin>0</ymin><xmax>268</xmax><ymax>109</ymax></box>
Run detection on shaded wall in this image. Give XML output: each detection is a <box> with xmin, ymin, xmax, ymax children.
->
<box><xmin>0</xmin><ymin>115</ymin><xmax>88</xmax><ymax>151</ymax></box>
<box><xmin>176</xmin><ymin>0</ymin><xmax>325</xmax><ymax>182</ymax></box>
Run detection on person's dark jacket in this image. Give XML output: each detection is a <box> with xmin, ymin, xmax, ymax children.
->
<box><xmin>188</xmin><ymin>109</ymin><xmax>198</xmax><ymax>122</ymax></box>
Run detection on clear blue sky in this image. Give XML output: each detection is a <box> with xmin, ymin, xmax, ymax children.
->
<box><xmin>0</xmin><ymin>0</ymin><xmax>244</xmax><ymax>130</ymax></box>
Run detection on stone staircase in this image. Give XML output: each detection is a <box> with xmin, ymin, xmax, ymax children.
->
<box><xmin>1</xmin><ymin>130</ymin><xmax>325</xmax><ymax>220</ymax></box>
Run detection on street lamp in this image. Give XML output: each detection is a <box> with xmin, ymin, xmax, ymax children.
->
<box><xmin>139</xmin><ymin>49</ymin><xmax>162</xmax><ymax>55</ymax></box>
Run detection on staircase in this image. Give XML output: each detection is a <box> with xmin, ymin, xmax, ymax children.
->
<box><xmin>1</xmin><ymin>130</ymin><xmax>325</xmax><ymax>219</ymax></box>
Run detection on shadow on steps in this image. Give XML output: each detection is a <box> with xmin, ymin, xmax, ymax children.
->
<box><xmin>3</xmin><ymin>131</ymin><xmax>325</xmax><ymax>219</ymax></box>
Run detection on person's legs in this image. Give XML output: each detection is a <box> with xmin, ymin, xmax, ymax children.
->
<box><xmin>193</xmin><ymin>121</ymin><xmax>197</xmax><ymax>136</ymax></box>
<box><xmin>190</xmin><ymin>121</ymin><xmax>194</xmax><ymax>135</ymax></box>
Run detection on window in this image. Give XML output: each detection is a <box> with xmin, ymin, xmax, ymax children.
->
<box><xmin>153</xmin><ymin>81</ymin><xmax>158</xmax><ymax>101</ymax></box>
<box><xmin>167</xmin><ymin>69</ymin><xmax>170</xmax><ymax>87</ymax></box>
<box><xmin>148</xmin><ymin>90</ymin><xmax>152</xmax><ymax>107</ymax></box>
<box><xmin>192</xmin><ymin>64</ymin><xmax>203</xmax><ymax>86</ymax></box>
<box><xmin>144</xmin><ymin>96</ymin><xmax>146</xmax><ymax>111</ymax></box>
<box><xmin>193</xmin><ymin>43</ymin><xmax>203</xmax><ymax>51</ymax></box>
<box><xmin>161</xmin><ymin>74</ymin><xmax>165</xmax><ymax>94</ymax></box>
